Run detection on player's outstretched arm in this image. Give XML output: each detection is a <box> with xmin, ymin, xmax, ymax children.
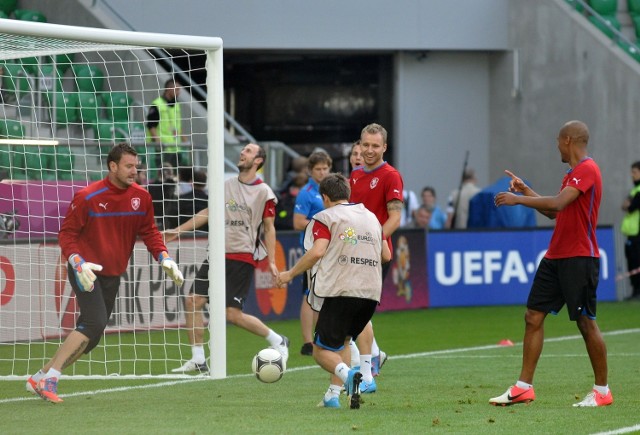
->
<box><xmin>262</xmin><ymin>216</ymin><xmax>278</xmax><ymax>277</ymax></box>
<box><xmin>504</xmin><ymin>170</ymin><xmax>539</xmax><ymax>197</ymax></box>
<box><xmin>163</xmin><ymin>208</ymin><xmax>209</xmax><ymax>242</ymax></box>
<box><xmin>276</xmin><ymin>239</ymin><xmax>329</xmax><ymax>287</ymax></box>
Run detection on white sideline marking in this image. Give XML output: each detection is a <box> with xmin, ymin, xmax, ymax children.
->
<box><xmin>1</xmin><ymin>328</ymin><xmax>638</xmax><ymax>405</ymax></box>
<box><xmin>591</xmin><ymin>425</ymin><xmax>640</xmax><ymax>435</ymax></box>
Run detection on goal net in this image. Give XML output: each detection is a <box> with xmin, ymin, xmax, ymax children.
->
<box><xmin>0</xmin><ymin>19</ymin><xmax>226</xmax><ymax>379</ymax></box>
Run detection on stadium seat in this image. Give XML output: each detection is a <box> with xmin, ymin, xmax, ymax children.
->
<box><xmin>588</xmin><ymin>14</ymin><xmax>621</xmax><ymax>37</ymax></box>
<box><xmin>38</xmin><ymin>144</ymin><xmax>76</xmax><ymax>180</ymax></box>
<box><xmin>0</xmin><ymin>10</ymin><xmax>8</xmax><ymax>19</ymax></box>
<box><xmin>72</xmin><ymin>64</ymin><xmax>104</xmax><ymax>93</ymax></box>
<box><xmin>588</xmin><ymin>0</ymin><xmax>618</xmax><ymax>15</ymax></box>
<box><xmin>0</xmin><ymin>0</ymin><xmax>17</xmax><ymax>16</ymax></box>
<box><xmin>632</xmin><ymin>14</ymin><xmax>640</xmax><ymax>38</ymax></box>
<box><xmin>11</xmin><ymin>145</ymin><xmax>46</xmax><ymax>180</ymax></box>
<box><xmin>630</xmin><ymin>0</ymin><xmax>640</xmax><ymax>14</ymax></box>
<box><xmin>18</xmin><ymin>54</ymin><xmax>75</xmax><ymax>77</ymax></box>
<box><xmin>77</xmin><ymin>92</ymin><xmax>101</xmax><ymax>125</ymax></box>
<box><xmin>0</xmin><ymin>118</ymin><xmax>25</xmax><ymax>139</ymax></box>
<box><xmin>618</xmin><ymin>39</ymin><xmax>640</xmax><ymax>61</ymax></box>
<box><xmin>102</xmin><ymin>92</ymin><xmax>134</xmax><ymax>122</ymax></box>
<box><xmin>13</xmin><ymin>8</ymin><xmax>47</xmax><ymax>22</ymax></box>
<box><xmin>1</xmin><ymin>62</ymin><xmax>31</xmax><ymax>102</ymax></box>
<box><xmin>44</xmin><ymin>91</ymin><xmax>80</xmax><ymax>126</ymax></box>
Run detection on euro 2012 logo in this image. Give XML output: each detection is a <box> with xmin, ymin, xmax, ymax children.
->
<box><xmin>339</xmin><ymin>227</ymin><xmax>358</xmax><ymax>245</ymax></box>
<box><xmin>226</xmin><ymin>199</ymin><xmax>246</xmax><ymax>212</ymax></box>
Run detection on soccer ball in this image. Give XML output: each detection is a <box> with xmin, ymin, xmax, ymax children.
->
<box><xmin>251</xmin><ymin>348</ymin><xmax>285</xmax><ymax>383</ymax></box>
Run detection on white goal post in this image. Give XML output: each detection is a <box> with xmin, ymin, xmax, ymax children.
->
<box><xmin>0</xmin><ymin>18</ymin><xmax>226</xmax><ymax>379</ymax></box>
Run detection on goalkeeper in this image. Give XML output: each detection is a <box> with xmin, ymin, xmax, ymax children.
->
<box><xmin>26</xmin><ymin>143</ymin><xmax>184</xmax><ymax>404</ymax></box>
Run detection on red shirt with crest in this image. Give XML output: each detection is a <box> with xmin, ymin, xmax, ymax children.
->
<box><xmin>59</xmin><ymin>177</ymin><xmax>167</xmax><ymax>276</ymax></box>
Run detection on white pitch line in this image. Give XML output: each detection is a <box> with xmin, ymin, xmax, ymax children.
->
<box><xmin>591</xmin><ymin>424</ymin><xmax>640</xmax><ymax>435</ymax></box>
<box><xmin>1</xmin><ymin>328</ymin><xmax>638</xmax><ymax>405</ymax></box>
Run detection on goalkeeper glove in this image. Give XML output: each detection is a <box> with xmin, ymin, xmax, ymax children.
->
<box><xmin>158</xmin><ymin>251</ymin><xmax>184</xmax><ymax>286</ymax></box>
<box><xmin>68</xmin><ymin>254</ymin><xmax>103</xmax><ymax>292</ymax></box>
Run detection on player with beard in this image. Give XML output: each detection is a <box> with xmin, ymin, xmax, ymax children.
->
<box><xmin>166</xmin><ymin>143</ymin><xmax>289</xmax><ymax>373</ymax></box>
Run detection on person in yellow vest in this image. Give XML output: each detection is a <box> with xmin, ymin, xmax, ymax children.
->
<box><xmin>146</xmin><ymin>78</ymin><xmax>189</xmax><ymax>168</ymax></box>
<box><xmin>621</xmin><ymin>161</ymin><xmax>640</xmax><ymax>301</ymax></box>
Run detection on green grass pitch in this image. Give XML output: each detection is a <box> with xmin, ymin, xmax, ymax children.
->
<box><xmin>1</xmin><ymin>302</ymin><xmax>639</xmax><ymax>434</ymax></box>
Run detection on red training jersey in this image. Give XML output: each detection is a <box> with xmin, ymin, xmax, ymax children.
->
<box><xmin>349</xmin><ymin>162</ymin><xmax>404</xmax><ymax>226</ymax></box>
<box><xmin>59</xmin><ymin>177</ymin><xmax>167</xmax><ymax>276</ymax></box>
<box><xmin>545</xmin><ymin>157</ymin><xmax>601</xmax><ymax>259</ymax></box>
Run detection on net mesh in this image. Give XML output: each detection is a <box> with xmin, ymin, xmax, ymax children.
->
<box><xmin>0</xmin><ymin>24</ymin><xmax>213</xmax><ymax>378</ymax></box>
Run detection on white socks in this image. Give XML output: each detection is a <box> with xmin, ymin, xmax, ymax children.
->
<box><xmin>45</xmin><ymin>368</ymin><xmax>61</xmax><ymax>379</ymax></box>
<box><xmin>324</xmin><ymin>384</ymin><xmax>342</xmax><ymax>401</ymax></box>
<box><xmin>334</xmin><ymin>362</ymin><xmax>350</xmax><ymax>383</ymax></box>
<box><xmin>349</xmin><ymin>340</ymin><xmax>360</xmax><ymax>367</ymax></box>
<box><xmin>359</xmin><ymin>355</ymin><xmax>373</xmax><ymax>383</ymax></box>
<box><xmin>192</xmin><ymin>345</ymin><xmax>206</xmax><ymax>364</ymax></box>
<box><xmin>266</xmin><ymin>329</ymin><xmax>283</xmax><ymax>347</ymax></box>
<box><xmin>516</xmin><ymin>380</ymin><xmax>532</xmax><ymax>389</ymax></box>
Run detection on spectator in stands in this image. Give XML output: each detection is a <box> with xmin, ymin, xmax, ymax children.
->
<box><xmin>349</xmin><ymin>139</ymin><xmax>364</xmax><ymax>172</ymax></box>
<box><xmin>410</xmin><ymin>205</ymin><xmax>432</xmax><ymax>229</ymax></box>
<box><xmin>26</xmin><ymin>143</ymin><xmax>184</xmax><ymax>404</ymax></box>
<box><xmin>274</xmin><ymin>172</ymin><xmax>308</xmax><ymax>230</ymax></box>
<box><xmin>400</xmin><ymin>189</ymin><xmax>420</xmax><ymax>228</ymax></box>
<box><xmin>178</xmin><ymin>169</ymin><xmax>208</xmax><ymax>232</ymax></box>
<box><xmin>420</xmin><ymin>186</ymin><xmax>447</xmax><ymax>230</ymax></box>
<box><xmin>177</xmin><ymin>166</ymin><xmax>194</xmax><ymax>197</ymax></box>
<box><xmin>620</xmin><ymin>160</ymin><xmax>640</xmax><ymax>301</ymax></box>
<box><xmin>446</xmin><ymin>168</ymin><xmax>481</xmax><ymax>229</ymax></box>
<box><xmin>147</xmin><ymin>163</ymin><xmax>178</xmax><ymax>230</ymax></box>
<box><xmin>134</xmin><ymin>162</ymin><xmax>147</xmax><ymax>187</ymax></box>
<box><xmin>277</xmin><ymin>155</ymin><xmax>308</xmax><ymax>196</ymax></box>
<box><xmin>146</xmin><ymin>78</ymin><xmax>189</xmax><ymax>168</ymax></box>
<box><xmin>294</xmin><ymin>151</ymin><xmax>332</xmax><ymax>356</ymax></box>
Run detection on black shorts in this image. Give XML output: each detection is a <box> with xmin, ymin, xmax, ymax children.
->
<box><xmin>528</xmin><ymin>257</ymin><xmax>599</xmax><ymax>321</ymax></box>
<box><xmin>190</xmin><ymin>259</ymin><xmax>254</xmax><ymax>309</ymax></box>
<box><xmin>302</xmin><ymin>272</ymin><xmax>309</xmax><ymax>296</ymax></box>
<box><xmin>314</xmin><ymin>297</ymin><xmax>377</xmax><ymax>351</ymax></box>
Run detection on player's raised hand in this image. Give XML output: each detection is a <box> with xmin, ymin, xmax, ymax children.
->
<box><xmin>494</xmin><ymin>191</ymin><xmax>519</xmax><ymax>207</ymax></box>
<box><xmin>69</xmin><ymin>254</ymin><xmax>103</xmax><ymax>292</ymax></box>
<box><xmin>504</xmin><ymin>169</ymin><xmax>528</xmax><ymax>193</ymax></box>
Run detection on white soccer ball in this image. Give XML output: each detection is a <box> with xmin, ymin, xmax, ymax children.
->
<box><xmin>251</xmin><ymin>348</ymin><xmax>285</xmax><ymax>383</ymax></box>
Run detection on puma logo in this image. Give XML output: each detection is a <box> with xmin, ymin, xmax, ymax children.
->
<box><xmin>572</xmin><ymin>177</ymin><xmax>581</xmax><ymax>185</ymax></box>
<box><xmin>99</xmin><ymin>202</ymin><xmax>108</xmax><ymax>210</ymax></box>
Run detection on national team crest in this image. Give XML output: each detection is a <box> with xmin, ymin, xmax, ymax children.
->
<box><xmin>131</xmin><ymin>197</ymin><xmax>141</xmax><ymax>210</ymax></box>
<box><xmin>370</xmin><ymin>177</ymin><xmax>379</xmax><ymax>189</ymax></box>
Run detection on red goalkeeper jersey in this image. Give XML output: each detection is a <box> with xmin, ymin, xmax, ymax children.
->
<box><xmin>59</xmin><ymin>177</ymin><xmax>167</xmax><ymax>276</ymax></box>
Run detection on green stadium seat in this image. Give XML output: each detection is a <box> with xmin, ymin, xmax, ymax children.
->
<box><xmin>631</xmin><ymin>14</ymin><xmax>640</xmax><ymax>38</ymax></box>
<box><xmin>0</xmin><ymin>118</ymin><xmax>25</xmax><ymax>139</ymax></box>
<box><xmin>72</xmin><ymin>64</ymin><xmax>104</xmax><ymax>92</ymax></box>
<box><xmin>102</xmin><ymin>92</ymin><xmax>134</xmax><ymax>122</ymax></box>
<box><xmin>588</xmin><ymin>0</ymin><xmax>618</xmax><ymax>15</ymax></box>
<box><xmin>18</xmin><ymin>53</ymin><xmax>75</xmax><ymax>77</ymax></box>
<box><xmin>44</xmin><ymin>91</ymin><xmax>80</xmax><ymax>126</ymax></box>
<box><xmin>11</xmin><ymin>145</ymin><xmax>47</xmax><ymax>180</ymax></box>
<box><xmin>0</xmin><ymin>10</ymin><xmax>8</xmax><ymax>19</ymax></box>
<box><xmin>1</xmin><ymin>62</ymin><xmax>31</xmax><ymax>102</ymax></box>
<box><xmin>0</xmin><ymin>0</ymin><xmax>17</xmax><ymax>15</ymax></box>
<box><xmin>13</xmin><ymin>8</ymin><xmax>47</xmax><ymax>22</ymax></box>
<box><xmin>39</xmin><ymin>144</ymin><xmax>76</xmax><ymax>180</ymax></box>
<box><xmin>588</xmin><ymin>14</ymin><xmax>621</xmax><ymax>37</ymax></box>
<box><xmin>77</xmin><ymin>92</ymin><xmax>101</xmax><ymax>125</ymax></box>
<box><xmin>618</xmin><ymin>39</ymin><xmax>640</xmax><ymax>62</ymax></box>
<box><xmin>630</xmin><ymin>0</ymin><xmax>640</xmax><ymax>14</ymax></box>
